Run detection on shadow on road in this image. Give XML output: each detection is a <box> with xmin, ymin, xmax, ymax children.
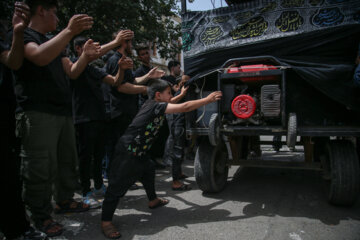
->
<box><xmin>203</xmin><ymin>167</ymin><xmax>360</xmax><ymax>225</ymax></box>
<box><xmin>55</xmin><ymin>161</ymin><xmax>360</xmax><ymax>239</ymax></box>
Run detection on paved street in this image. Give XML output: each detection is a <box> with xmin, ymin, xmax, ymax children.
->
<box><xmin>51</xmin><ymin>159</ymin><xmax>360</xmax><ymax>240</ymax></box>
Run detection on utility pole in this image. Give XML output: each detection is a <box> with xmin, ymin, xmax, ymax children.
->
<box><xmin>181</xmin><ymin>0</ymin><xmax>187</xmax><ymax>14</ymax></box>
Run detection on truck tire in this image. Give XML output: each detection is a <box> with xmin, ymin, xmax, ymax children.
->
<box><xmin>208</xmin><ymin>113</ymin><xmax>220</xmax><ymax>146</ymax></box>
<box><xmin>194</xmin><ymin>138</ymin><xmax>229</xmax><ymax>193</ymax></box>
<box><xmin>286</xmin><ymin>113</ymin><xmax>297</xmax><ymax>150</ymax></box>
<box><xmin>326</xmin><ymin>140</ymin><xmax>360</xmax><ymax>206</ymax></box>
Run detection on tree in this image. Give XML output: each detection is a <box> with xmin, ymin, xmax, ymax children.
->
<box><xmin>0</xmin><ymin>0</ymin><xmax>181</xmax><ymax>59</ymax></box>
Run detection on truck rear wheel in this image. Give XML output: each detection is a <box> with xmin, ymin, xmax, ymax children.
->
<box><xmin>194</xmin><ymin>138</ymin><xmax>229</xmax><ymax>193</ymax></box>
<box><xmin>326</xmin><ymin>140</ymin><xmax>360</xmax><ymax>206</ymax></box>
<box><xmin>287</xmin><ymin>113</ymin><xmax>297</xmax><ymax>150</ymax></box>
<box><xmin>208</xmin><ymin>113</ymin><xmax>220</xmax><ymax>146</ymax></box>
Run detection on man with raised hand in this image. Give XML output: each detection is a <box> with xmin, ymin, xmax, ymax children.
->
<box><xmin>104</xmin><ymin>30</ymin><xmax>165</xmax><ymax>176</ymax></box>
<box><xmin>14</xmin><ymin>0</ymin><xmax>99</xmax><ymax>237</ymax></box>
<box><xmin>71</xmin><ymin>31</ymin><xmax>134</xmax><ymax>208</ymax></box>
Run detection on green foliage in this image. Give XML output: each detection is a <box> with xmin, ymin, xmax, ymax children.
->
<box><xmin>1</xmin><ymin>0</ymin><xmax>181</xmax><ymax>59</ymax></box>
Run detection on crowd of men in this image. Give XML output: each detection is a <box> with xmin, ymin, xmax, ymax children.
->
<box><xmin>0</xmin><ymin>1</ymin><xmax>223</xmax><ymax>239</ymax></box>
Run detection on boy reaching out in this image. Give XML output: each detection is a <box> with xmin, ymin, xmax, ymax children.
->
<box><xmin>101</xmin><ymin>79</ymin><xmax>222</xmax><ymax>239</ymax></box>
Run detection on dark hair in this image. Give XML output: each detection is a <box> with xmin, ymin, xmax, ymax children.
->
<box><xmin>167</xmin><ymin>60</ymin><xmax>180</xmax><ymax>71</ymax></box>
<box><xmin>147</xmin><ymin>79</ymin><xmax>171</xmax><ymax>100</ymax></box>
<box><xmin>135</xmin><ymin>43</ymin><xmax>149</xmax><ymax>56</ymax></box>
<box><xmin>73</xmin><ymin>36</ymin><xmax>88</xmax><ymax>52</ymax></box>
<box><xmin>24</xmin><ymin>0</ymin><xmax>58</xmax><ymax>16</ymax></box>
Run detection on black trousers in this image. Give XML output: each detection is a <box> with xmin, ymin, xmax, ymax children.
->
<box><xmin>107</xmin><ymin>114</ymin><xmax>134</xmax><ymax>175</ymax></box>
<box><xmin>101</xmin><ymin>151</ymin><xmax>157</xmax><ymax>221</ymax></box>
<box><xmin>0</xmin><ymin>103</ymin><xmax>29</xmax><ymax>239</ymax></box>
<box><xmin>76</xmin><ymin>120</ymin><xmax>105</xmax><ymax>195</ymax></box>
<box><xmin>166</xmin><ymin>114</ymin><xmax>186</xmax><ymax>181</ymax></box>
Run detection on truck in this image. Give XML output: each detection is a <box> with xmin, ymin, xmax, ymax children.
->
<box><xmin>180</xmin><ymin>0</ymin><xmax>360</xmax><ymax>206</ymax></box>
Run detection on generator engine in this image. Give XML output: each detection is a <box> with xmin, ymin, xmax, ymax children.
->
<box><xmin>222</xmin><ymin>64</ymin><xmax>282</xmax><ymax>125</ymax></box>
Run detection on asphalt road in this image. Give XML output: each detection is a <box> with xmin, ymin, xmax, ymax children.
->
<box><xmin>51</xmin><ymin>159</ymin><xmax>360</xmax><ymax>240</ymax></box>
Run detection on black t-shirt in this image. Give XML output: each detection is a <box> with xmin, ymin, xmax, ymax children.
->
<box><xmin>134</xmin><ymin>64</ymin><xmax>151</xmax><ymax>79</ymax></box>
<box><xmin>162</xmin><ymin>75</ymin><xmax>177</xmax><ymax>86</ymax></box>
<box><xmin>118</xmin><ymin>99</ymin><xmax>168</xmax><ymax>157</ymax></box>
<box><xmin>134</xmin><ymin>64</ymin><xmax>151</xmax><ymax>107</ymax></box>
<box><xmin>71</xmin><ymin>58</ymin><xmax>108</xmax><ymax>124</ymax></box>
<box><xmin>105</xmin><ymin>51</ymin><xmax>138</xmax><ymax>119</ymax></box>
<box><xmin>14</xmin><ymin>28</ymin><xmax>71</xmax><ymax>115</ymax></box>
<box><xmin>0</xmin><ymin>39</ymin><xmax>16</xmax><ymax>109</ymax></box>
<box><xmin>101</xmin><ymin>64</ymin><xmax>111</xmax><ymax>118</ymax></box>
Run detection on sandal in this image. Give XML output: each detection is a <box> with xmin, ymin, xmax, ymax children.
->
<box><xmin>102</xmin><ymin>223</ymin><xmax>121</xmax><ymax>239</ymax></box>
<box><xmin>54</xmin><ymin>199</ymin><xmax>90</xmax><ymax>214</ymax></box>
<box><xmin>38</xmin><ymin>219</ymin><xmax>64</xmax><ymax>237</ymax></box>
<box><xmin>148</xmin><ymin>198</ymin><xmax>169</xmax><ymax>209</ymax></box>
<box><xmin>172</xmin><ymin>184</ymin><xmax>192</xmax><ymax>191</ymax></box>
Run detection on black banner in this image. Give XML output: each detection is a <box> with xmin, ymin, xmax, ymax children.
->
<box><xmin>182</xmin><ymin>0</ymin><xmax>360</xmax><ymax>111</ymax></box>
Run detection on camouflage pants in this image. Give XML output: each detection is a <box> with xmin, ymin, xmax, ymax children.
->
<box><xmin>16</xmin><ymin>111</ymin><xmax>79</xmax><ymax>226</ymax></box>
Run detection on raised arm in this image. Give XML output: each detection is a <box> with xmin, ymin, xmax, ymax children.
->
<box><xmin>117</xmin><ymin>82</ymin><xmax>147</xmax><ymax>94</ymax></box>
<box><xmin>102</xmin><ymin>55</ymin><xmax>133</xmax><ymax>86</ymax></box>
<box><xmin>0</xmin><ymin>2</ymin><xmax>30</xmax><ymax>69</ymax></box>
<box><xmin>98</xmin><ymin>30</ymin><xmax>134</xmax><ymax>58</ymax></box>
<box><xmin>169</xmin><ymin>86</ymin><xmax>188</xmax><ymax>103</ymax></box>
<box><xmin>24</xmin><ymin>14</ymin><xmax>93</xmax><ymax>66</ymax></box>
<box><xmin>165</xmin><ymin>91</ymin><xmax>222</xmax><ymax>114</ymax></box>
<box><xmin>62</xmin><ymin>39</ymin><xmax>100</xmax><ymax>79</ymax></box>
<box><xmin>134</xmin><ymin>67</ymin><xmax>165</xmax><ymax>84</ymax></box>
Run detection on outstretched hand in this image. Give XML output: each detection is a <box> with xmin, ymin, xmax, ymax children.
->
<box><xmin>173</xmin><ymin>84</ymin><xmax>180</xmax><ymax>92</ymax></box>
<box><xmin>179</xmin><ymin>74</ymin><xmax>190</xmax><ymax>88</ymax></box>
<box><xmin>118</xmin><ymin>55</ymin><xmax>133</xmax><ymax>70</ymax></box>
<box><xmin>148</xmin><ymin>67</ymin><xmax>165</xmax><ymax>79</ymax></box>
<box><xmin>114</xmin><ymin>30</ymin><xmax>134</xmax><ymax>45</ymax></box>
<box><xmin>12</xmin><ymin>2</ymin><xmax>30</xmax><ymax>34</ymax></box>
<box><xmin>206</xmin><ymin>91</ymin><xmax>222</xmax><ymax>103</ymax></box>
<box><xmin>67</xmin><ymin>14</ymin><xmax>93</xmax><ymax>36</ymax></box>
<box><xmin>180</xmin><ymin>86</ymin><xmax>189</xmax><ymax>96</ymax></box>
<box><xmin>83</xmin><ymin>39</ymin><xmax>101</xmax><ymax>61</ymax></box>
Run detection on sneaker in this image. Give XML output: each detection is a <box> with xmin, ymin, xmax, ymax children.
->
<box><xmin>83</xmin><ymin>192</ymin><xmax>102</xmax><ymax>209</ymax></box>
<box><xmin>93</xmin><ymin>184</ymin><xmax>107</xmax><ymax>197</ymax></box>
<box><xmin>22</xmin><ymin>226</ymin><xmax>48</xmax><ymax>240</ymax></box>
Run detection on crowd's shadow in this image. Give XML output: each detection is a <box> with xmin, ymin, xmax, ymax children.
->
<box><xmin>107</xmin><ymin>164</ymin><xmax>359</xmax><ymax>239</ymax></box>
<box><xmin>204</xmin><ymin>167</ymin><xmax>360</xmax><ymax>225</ymax></box>
<box><xmin>59</xmin><ymin>162</ymin><xmax>360</xmax><ymax>239</ymax></box>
